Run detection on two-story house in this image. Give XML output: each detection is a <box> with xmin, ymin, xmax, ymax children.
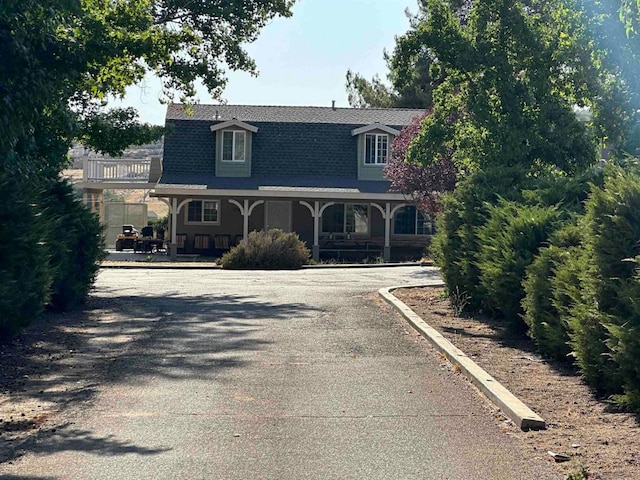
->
<box><xmin>153</xmin><ymin>103</ymin><xmax>432</xmax><ymax>262</ymax></box>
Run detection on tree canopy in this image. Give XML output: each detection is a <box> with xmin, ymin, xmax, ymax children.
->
<box><xmin>1</xmin><ymin>0</ymin><xmax>294</xmax><ymax>163</ymax></box>
<box><xmin>401</xmin><ymin>0</ymin><xmax>639</xmax><ymax>178</ymax></box>
<box><xmin>384</xmin><ymin>111</ymin><xmax>456</xmax><ymax>214</ymax></box>
<box><xmin>0</xmin><ymin>0</ymin><xmax>295</xmax><ymax>334</ymax></box>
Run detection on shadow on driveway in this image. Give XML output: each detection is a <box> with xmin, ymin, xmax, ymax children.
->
<box><xmin>0</xmin><ymin>290</ymin><xmax>320</xmax><ymax>464</ymax></box>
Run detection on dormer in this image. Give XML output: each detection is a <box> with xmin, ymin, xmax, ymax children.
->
<box><xmin>351</xmin><ymin>123</ymin><xmax>400</xmax><ymax>180</ymax></box>
<box><xmin>210</xmin><ymin>119</ymin><xmax>259</xmax><ymax>177</ymax></box>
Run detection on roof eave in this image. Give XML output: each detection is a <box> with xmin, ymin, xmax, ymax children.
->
<box><xmin>351</xmin><ymin>123</ymin><xmax>401</xmax><ymax>136</ymax></box>
<box><xmin>210</xmin><ymin>119</ymin><xmax>259</xmax><ymax>133</ymax></box>
<box><xmin>151</xmin><ymin>186</ymin><xmax>405</xmax><ymax>201</ymax></box>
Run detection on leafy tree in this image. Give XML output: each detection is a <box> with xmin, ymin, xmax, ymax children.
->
<box><xmin>345</xmin><ymin>2</ymin><xmax>442</xmax><ymax>109</ymax></box>
<box><xmin>345</xmin><ymin>70</ymin><xmax>396</xmax><ymax>108</ymax></box>
<box><xmin>1</xmin><ymin>0</ymin><xmax>294</xmax><ymax>161</ymax></box>
<box><xmin>345</xmin><ymin>0</ymin><xmax>470</xmax><ymax>109</ymax></box>
<box><xmin>0</xmin><ymin>0</ymin><xmax>294</xmax><ymax>332</ymax></box>
<box><xmin>620</xmin><ymin>0</ymin><xmax>640</xmax><ymax>34</ymax></box>
<box><xmin>406</xmin><ymin>0</ymin><xmax>602</xmax><ymax>175</ymax></box>
<box><xmin>400</xmin><ymin>0</ymin><xmax>620</xmax><ymax>310</ymax></box>
<box><xmin>384</xmin><ymin>111</ymin><xmax>456</xmax><ymax>214</ymax></box>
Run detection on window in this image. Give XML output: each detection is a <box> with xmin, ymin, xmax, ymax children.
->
<box><xmin>394</xmin><ymin>206</ymin><xmax>432</xmax><ymax>235</ymax></box>
<box><xmin>186</xmin><ymin>200</ymin><xmax>219</xmax><ymax>224</ymax></box>
<box><xmin>322</xmin><ymin>204</ymin><xmax>369</xmax><ymax>234</ymax></box>
<box><xmin>222</xmin><ymin>130</ymin><xmax>246</xmax><ymax>162</ymax></box>
<box><xmin>364</xmin><ymin>133</ymin><xmax>388</xmax><ymax>165</ymax></box>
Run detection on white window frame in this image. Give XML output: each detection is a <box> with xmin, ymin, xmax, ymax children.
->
<box><xmin>393</xmin><ymin>206</ymin><xmax>431</xmax><ymax>236</ymax></box>
<box><xmin>221</xmin><ymin>130</ymin><xmax>246</xmax><ymax>163</ymax></box>
<box><xmin>184</xmin><ymin>200</ymin><xmax>221</xmax><ymax>225</ymax></box>
<box><xmin>321</xmin><ymin>203</ymin><xmax>370</xmax><ymax>235</ymax></box>
<box><xmin>364</xmin><ymin>133</ymin><xmax>389</xmax><ymax>165</ymax></box>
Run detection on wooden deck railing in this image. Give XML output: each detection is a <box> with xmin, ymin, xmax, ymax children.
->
<box><xmin>83</xmin><ymin>158</ymin><xmax>151</xmax><ymax>182</ymax></box>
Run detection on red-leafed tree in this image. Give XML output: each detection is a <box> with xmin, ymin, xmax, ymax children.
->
<box><xmin>384</xmin><ymin>111</ymin><xmax>457</xmax><ymax>215</ymax></box>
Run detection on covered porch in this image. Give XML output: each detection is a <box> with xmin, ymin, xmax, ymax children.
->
<box><xmin>152</xmin><ymin>188</ymin><xmax>433</xmax><ymax>262</ymax></box>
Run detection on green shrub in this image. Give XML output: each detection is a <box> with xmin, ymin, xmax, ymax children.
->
<box><xmin>522</xmin><ymin>223</ymin><xmax>583</xmax><ymax>360</ymax></box>
<box><xmin>0</xmin><ymin>174</ymin><xmax>51</xmax><ymax>337</ymax></box>
<box><xmin>431</xmin><ymin>192</ymin><xmax>483</xmax><ymax>310</ymax></box>
<box><xmin>476</xmin><ymin>199</ymin><xmax>560</xmax><ymax>326</ymax></box>
<box><xmin>43</xmin><ymin>178</ymin><xmax>105</xmax><ymax>310</ymax></box>
<box><xmin>220</xmin><ymin>229</ymin><xmax>311</xmax><ymax>270</ymax></box>
<box><xmin>553</xmin><ymin>243</ymin><xmax>618</xmax><ymax>394</ymax></box>
<box><xmin>613</xmin><ymin>263</ymin><xmax>640</xmax><ymax>409</ymax></box>
<box><xmin>579</xmin><ymin>167</ymin><xmax>640</xmax><ymax>406</ymax></box>
<box><xmin>522</xmin><ymin>245</ymin><xmax>572</xmax><ymax>359</ymax></box>
<box><xmin>431</xmin><ymin>166</ymin><xmax>540</xmax><ymax>313</ymax></box>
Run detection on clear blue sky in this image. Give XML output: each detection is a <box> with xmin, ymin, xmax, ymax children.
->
<box><xmin>113</xmin><ymin>0</ymin><xmax>416</xmax><ymax>125</ymax></box>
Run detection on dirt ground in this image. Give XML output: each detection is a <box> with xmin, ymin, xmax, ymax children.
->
<box><xmin>392</xmin><ymin>287</ymin><xmax>640</xmax><ymax>480</ymax></box>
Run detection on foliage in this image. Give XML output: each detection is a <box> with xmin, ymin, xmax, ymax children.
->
<box><xmin>384</xmin><ymin>111</ymin><xmax>457</xmax><ymax>215</ymax></box>
<box><xmin>345</xmin><ymin>70</ymin><xmax>396</xmax><ymax>108</ymax></box>
<box><xmin>522</xmin><ymin>245</ymin><xmax>573</xmax><ymax>360</ymax></box>
<box><xmin>544</xmin><ymin>166</ymin><xmax>640</xmax><ymax>405</ymax></box>
<box><xmin>148</xmin><ymin>215</ymin><xmax>169</xmax><ymax>236</ymax></box>
<box><xmin>430</xmin><ymin>165</ymin><xmax>534</xmax><ymax>312</ymax></box>
<box><xmin>553</xmin><ymin>234</ymin><xmax>616</xmax><ymax>394</ymax></box>
<box><xmin>476</xmin><ymin>200</ymin><xmax>560</xmax><ymax>326</ymax></box>
<box><xmin>0</xmin><ymin>174</ymin><xmax>50</xmax><ymax>337</ymax></box>
<box><xmin>345</xmin><ymin>45</ymin><xmax>435</xmax><ymax>109</ymax></box>
<box><xmin>220</xmin><ymin>229</ymin><xmax>311</xmax><ymax>270</ymax></box>
<box><xmin>406</xmin><ymin>0</ymin><xmax>602</xmax><ymax>176</ymax></box>
<box><xmin>578</xmin><ymin>166</ymin><xmax>640</xmax><ymax>406</ymax></box>
<box><xmin>43</xmin><ymin>178</ymin><xmax>106</xmax><ymax>311</ymax></box>
<box><xmin>521</xmin><ymin>222</ymin><xmax>584</xmax><ymax>360</ymax></box>
<box><xmin>565</xmin><ymin>466</ymin><xmax>590</xmax><ymax>480</ymax></box>
<box><xmin>407</xmin><ymin>0</ymin><xmax>631</xmax><ymax>318</ymax></box>
<box><xmin>0</xmin><ymin>0</ymin><xmax>293</xmax><ymax>332</ymax></box>
<box><xmin>1</xmin><ymin>0</ymin><xmax>294</xmax><ymax>160</ymax></box>
<box><xmin>345</xmin><ymin>1</ymin><xmax>468</xmax><ymax>109</ymax></box>
<box><xmin>448</xmin><ymin>286</ymin><xmax>471</xmax><ymax>317</ymax></box>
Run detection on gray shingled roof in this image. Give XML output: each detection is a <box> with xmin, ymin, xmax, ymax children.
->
<box><xmin>166</xmin><ymin>103</ymin><xmax>426</xmax><ymax>126</ymax></box>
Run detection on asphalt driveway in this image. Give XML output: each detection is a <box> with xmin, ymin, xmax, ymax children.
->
<box><xmin>0</xmin><ymin>266</ymin><xmax>558</xmax><ymax>479</ymax></box>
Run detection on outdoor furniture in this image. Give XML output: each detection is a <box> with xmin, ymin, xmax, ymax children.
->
<box><xmin>319</xmin><ymin>238</ymin><xmax>383</xmax><ymax>260</ymax></box>
<box><xmin>213</xmin><ymin>234</ymin><xmax>231</xmax><ymax>256</ymax></box>
<box><xmin>176</xmin><ymin>233</ymin><xmax>187</xmax><ymax>254</ymax></box>
<box><xmin>193</xmin><ymin>234</ymin><xmax>212</xmax><ymax>255</ymax></box>
<box><xmin>214</xmin><ymin>234</ymin><xmax>231</xmax><ymax>250</ymax></box>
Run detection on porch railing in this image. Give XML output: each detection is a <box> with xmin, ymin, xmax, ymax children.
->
<box><xmin>83</xmin><ymin>158</ymin><xmax>152</xmax><ymax>183</ymax></box>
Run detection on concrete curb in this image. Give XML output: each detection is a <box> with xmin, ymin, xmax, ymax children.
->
<box><xmin>100</xmin><ymin>261</ymin><xmax>428</xmax><ymax>270</ymax></box>
<box><xmin>100</xmin><ymin>262</ymin><xmax>221</xmax><ymax>269</ymax></box>
<box><xmin>379</xmin><ymin>283</ymin><xmax>546</xmax><ymax>431</ymax></box>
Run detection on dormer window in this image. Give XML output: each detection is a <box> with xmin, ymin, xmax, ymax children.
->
<box><xmin>222</xmin><ymin>130</ymin><xmax>246</xmax><ymax>162</ymax></box>
<box><xmin>352</xmin><ymin>124</ymin><xmax>399</xmax><ymax>180</ymax></box>
<box><xmin>364</xmin><ymin>133</ymin><xmax>388</xmax><ymax>165</ymax></box>
<box><xmin>211</xmin><ymin>119</ymin><xmax>258</xmax><ymax>177</ymax></box>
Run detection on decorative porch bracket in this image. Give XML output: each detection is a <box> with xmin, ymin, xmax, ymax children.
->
<box><xmin>228</xmin><ymin>199</ymin><xmax>265</xmax><ymax>241</ymax></box>
<box><xmin>370</xmin><ymin>202</ymin><xmax>406</xmax><ymax>262</ymax></box>
<box><xmin>299</xmin><ymin>201</ymin><xmax>335</xmax><ymax>262</ymax></box>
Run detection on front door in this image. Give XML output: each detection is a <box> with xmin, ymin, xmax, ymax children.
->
<box><xmin>265</xmin><ymin>201</ymin><xmax>292</xmax><ymax>232</ymax></box>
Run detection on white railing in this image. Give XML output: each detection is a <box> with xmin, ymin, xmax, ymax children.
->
<box><xmin>84</xmin><ymin>158</ymin><xmax>151</xmax><ymax>182</ymax></box>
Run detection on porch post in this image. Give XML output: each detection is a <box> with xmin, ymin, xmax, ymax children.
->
<box><xmin>243</xmin><ymin>199</ymin><xmax>250</xmax><ymax>241</ymax></box>
<box><xmin>230</xmin><ymin>199</ymin><xmax>264</xmax><ymax>242</ymax></box>
<box><xmin>170</xmin><ymin>197</ymin><xmax>178</xmax><ymax>261</ymax></box>
<box><xmin>300</xmin><ymin>201</ymin><xmax>322</xmax><ymax>262</ymax></box>
<box><xmin>313</xmin><ymin>201</ymin><xmax>320</xmax><ymax>261</ymax></box>
<box><xmin>384</xmin><ymin>202</ymin><xmax>391</xmax><ymax>262</ymax></box>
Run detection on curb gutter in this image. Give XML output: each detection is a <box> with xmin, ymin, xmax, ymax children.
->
<box><xmin>379</xmin><ymin>283</ymin><xmax>546</xmax><ymax>431</ymax></box>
